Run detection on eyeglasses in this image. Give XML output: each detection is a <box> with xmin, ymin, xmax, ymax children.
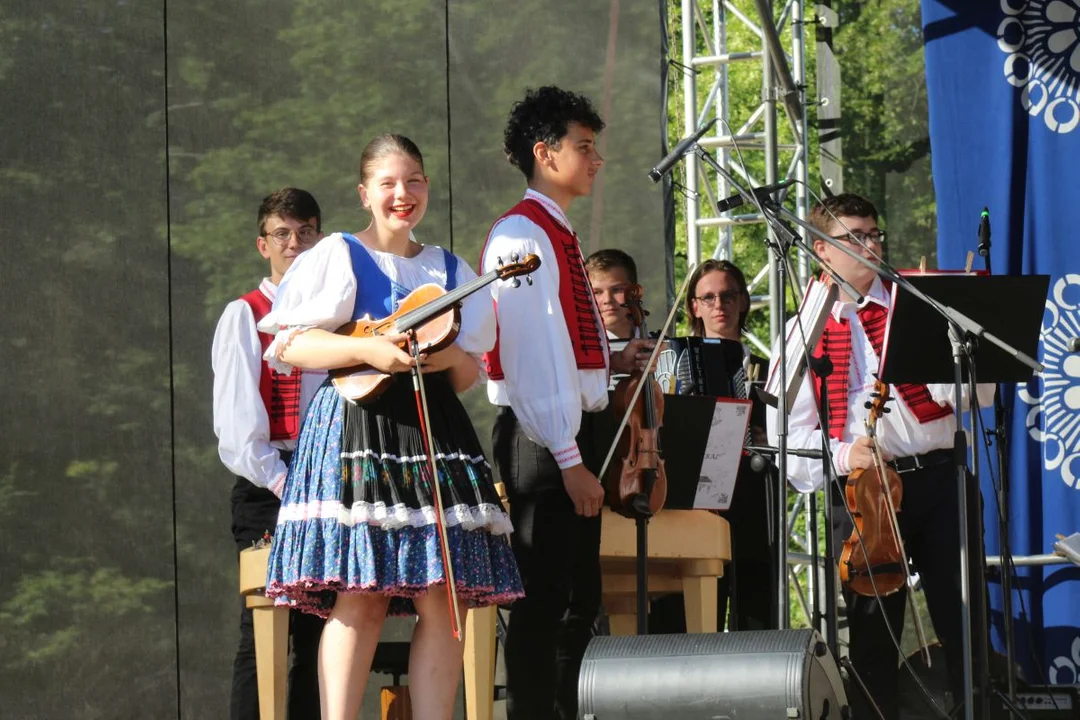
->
<box><xmin>829</xmin><ymin>230</ymin><xmax>887</xmax><ymax>246</ymax></box>
<box><xmin>264</xmin><ymin>226</ymin><xmax>319</xmax><ymax>247</ymax></box>
<box><xmin>693</xmin><ymin>290</ymin><xmax>742</xmax><ymax>307</ymax></box>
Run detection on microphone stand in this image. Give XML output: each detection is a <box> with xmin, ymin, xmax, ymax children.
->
<box><xmin>693</xmin><ymin>146</ymin><xmax>863</xmax><ymax>635</ymax></box>
<box><xmin>979</xmin><ymin>212</ymin><xmax>1020</xmax><ymax>715</ymax></box>
<box><xmin>681</xmin><ymin>146</ymin><xmax>1043</xmax><ymax>720</ymax></box>
<box><xmin>744</xmin><ymin>194</ymin><xmax>1042</xmax><ymax>720</ymax></box>
<box><xmin>808</xmin><ymin>353</ymin><xmax>840</xmax><ymax>658</ymax></box>
<box><xmin>698</xmin><ymin>147</ymin><xmax>792</xmax><ymax>630</ymax></box>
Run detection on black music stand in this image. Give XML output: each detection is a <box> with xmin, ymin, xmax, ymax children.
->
<box><xmin>881</xmin><ymin>274</ymin><xmax>1048</xmax><ymax>385</ymax></box>
<box><xmin>588</xmin><ymin>393</ymin><xmax>733</xmax><ymax>509</ymax></box>
<box><xmin>880</xmin><ymin>273</ymin><xmax>1048</xmax><ymax>718</ymax></box>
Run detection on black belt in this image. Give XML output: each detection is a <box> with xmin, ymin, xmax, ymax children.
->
<box><xmin>888</xmin><ymin>448</ymin><xmax>952</xmax><ymax>474</ymax></box>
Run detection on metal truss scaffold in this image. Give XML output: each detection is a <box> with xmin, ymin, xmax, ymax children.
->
<box><xmin>670</xmin><ymin>0</ymin><xmax>828</xmax><ymax>634</ymax></box>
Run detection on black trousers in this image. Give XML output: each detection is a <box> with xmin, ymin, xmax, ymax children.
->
<box><xmin>649</xmin><ymin>457</ymin><xmax>778</xmax><ymax>633</ymax></box>
<box><xmin>830</xmin><ymin>459</ymin><xmax>983</xmax><ymax>720</ymax></box>
<box><xmin>230</xmin><ymin>477</ymin><xmax>324</xmax><ymax>720</ymax></box>
<box><xmin>493</xmin><ymin>407</ymin><xmax>603</xmax><ymax>720</ymax></box>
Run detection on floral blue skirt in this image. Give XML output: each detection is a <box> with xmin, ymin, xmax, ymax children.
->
<box><xmin>266</xmin><ymin>373</ymin><xmax>523</xmax><ymax>618</ymax></box>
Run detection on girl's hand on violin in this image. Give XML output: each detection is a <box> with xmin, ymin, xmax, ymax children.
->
<box><xmin>420</xmin><ymin>344</ymin><xmax>464</xmax><ymax>374</ymax></box>
<box><xmin>611</xmin><ymin>338</ymin><xmax>655</xmax><ymax>375</ymax></box>
<box><xmin>361</xmin><ymin>333</ymin><xmax>416</xmax><ymax>374</ymax></box>
<box><xmin>561</xmin><ymin>464</ymin><xmax>605</xmax><ymax>517</ymax></box>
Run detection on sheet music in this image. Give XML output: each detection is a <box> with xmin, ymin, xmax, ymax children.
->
<box><xmin>764</xmin><ymin>277</ymin><xmax>838</xmax><ymax>413</ymax></box>
<box><xmin>693</xmin><ymin>399</ymin><xmax>753</xmax><ymax>511</ymax></box>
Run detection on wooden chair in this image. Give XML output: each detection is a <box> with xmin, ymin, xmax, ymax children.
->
<box><xmin>239</xmin><ymin>547</ymin><xmax>413</xmax><ymax>720</ymax></box>
<box><xmin>238</xmin><ymin>546</ymin><xmax>288</xmax><ymax>720</ymax></box>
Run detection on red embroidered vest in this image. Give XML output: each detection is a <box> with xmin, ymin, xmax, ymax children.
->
<box><xmin>481</xmin><ymin>198</ymin><xmax>608</xmax><ymax>381</ymax></box>
<box><xmin>813</xmin><ymin>294</ymin><xmax>951</xmax><ymax>441</ymax></box>
<box><xmin>240</xmin><ymin>287</ymin><xmax>302</xmax><ymax>442</ymax></box>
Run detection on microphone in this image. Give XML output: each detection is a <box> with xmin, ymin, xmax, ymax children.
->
<box><xmin>648</xmin><ymin>118</ymin><xmax>717</xmax><ymax>183</ymax></box>
<box><xmin>978</xmin><ymin>207</ymin><xmax>991</xmax><ymax>257</ymax></box>
<box><xmin>715</xmin><ymin>179</ymin><xmax>796</xmax><ymax>213</ymax></box>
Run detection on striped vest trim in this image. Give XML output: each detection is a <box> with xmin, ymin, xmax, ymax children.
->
<box><xmin>240</xmin><ymin>287</ymin><xmax>302</xmax><ymax>442</ymax></box>
<box><xmin>480</xmin><ymin>199</ymin><xmax>608</xmax><ymax>381</ymax></box>
<box><xmin>813</xmin><ymin>298</ymin><xmax>951</xmax><ymax>440</ymax></box>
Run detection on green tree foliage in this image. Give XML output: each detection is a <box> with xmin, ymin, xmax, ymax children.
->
<box><xmin>0</xmin><ymin>0</ymin><xmax>179</xmax><ymax>715</ymax></box>
<box><xmin>0</xmin><ymin>0</ymin><xmax>939</xmax><ymax>715</ymax></box>
<box><xmin>831</xmin><ymin>1</ymin><xmax>938</xmax><ymax>269</ymax></box>
<box><xmin>666</xmin><ymin>0</ymin><xmax>938</xmax><ymax>340</ymax></box>
<box><xmin>663</xmin><ymin>0</ymin><xmax>940</xmax><ymax>630</ymax></box>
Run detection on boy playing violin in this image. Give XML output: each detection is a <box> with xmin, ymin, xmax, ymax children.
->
<box><xmin>766</xmin><ymin>193</ymin><xmax>995</xmax><ymax>719</ymax></box>
<box><xmin>586</xmin><ymin>248</ymin><xmax>639</xmax><ymax>341</ymax></box>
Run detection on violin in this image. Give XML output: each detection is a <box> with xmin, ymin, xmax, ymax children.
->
<box><xmin>605</xmin><ymin>284</ymin><xmax>667</xmax><ymax>519</ymax></box>
<box><xmin>329</xmin><ymin>254</ymin><xmax>540</xmax><ymax>402</ymax></box>
<box><xmin>839</xmin><ymin>381</ymin><xmax>906</xmax><ymax>596</ymax></box>
<box><xmin>839</xmin><ymin>380</ymin><xmax>933</xmax><ymax>663</ymax></box>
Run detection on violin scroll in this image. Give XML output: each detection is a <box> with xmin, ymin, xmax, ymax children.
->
<box><xmin>494</xmin><ymin>253</ymin><xmax>540</xmax><ymax>288</ymax></box>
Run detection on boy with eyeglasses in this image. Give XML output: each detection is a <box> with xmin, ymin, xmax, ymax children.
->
<box><xmin>211</xmin><ymin>187</ymin><xmax>326</xmax><ymax>720</ymax></box>
<box><xmin>766</xmin><ymin>193</ymin><xmax>995</xmax><ymax>719</ymax></box>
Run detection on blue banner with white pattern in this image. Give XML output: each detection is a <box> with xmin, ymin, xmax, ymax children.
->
<box><xmin>922</xmin><ymin>0</ymin><xmax>1080</xmax><ymax>685</ymax></box>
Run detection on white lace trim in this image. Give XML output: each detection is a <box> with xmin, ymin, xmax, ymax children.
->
<box><xmin>277</xmin><ymin>500</ymin><xmax>513</xmax><ymax>536</ymax></box>
<box><xmin>264</xmin><ymin>326</ymin><xmax>315</xmax><ymax>375</ymax></box>
<box><xmin>339</xmin><ymin>448</ymin><xmax>491</xmax><ymax>468</ymax></box>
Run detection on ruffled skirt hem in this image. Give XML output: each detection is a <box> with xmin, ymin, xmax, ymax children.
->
<box><xmin>267</xmin><ymin>517</ymin><xmax>524</xmax><ymax>618</ymax></box>
<box><xmin>266</xmin><ymin>581</ymin><xmax>524</xmax><ymax>619</ymax></box>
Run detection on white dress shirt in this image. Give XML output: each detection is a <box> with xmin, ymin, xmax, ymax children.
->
<box><xmin>211</xmin><ymin>278</ymin><xmax>327</xmax><ymax>497</ymax></box>
<box><xmin>482</xmin><ymin>189</ymin><xmax>610</xmax><ymax>470</ymax></box>
<box><xmin>766</xmin><ymin>276</ymin><xmax>996</xmax><ymax>493</ymax></box>
<box><xmin>256</xmin><ymin>233</ymin><xmax>495</xmax><ymax>383</ymax></box>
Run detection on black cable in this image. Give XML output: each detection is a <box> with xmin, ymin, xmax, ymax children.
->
<box><xmin>971</xmin><ymin>381</ymin><xmax>1057</xmax><ymax>714</ymax></box>
<box><xmin>162</xmin><ymin>0</ymin><xmax>182</xmax><ymax>714</ymax></box>
<box><xmin>443</xmin><ymin>0</ymin><xmax>455</xmax><ymax>254</ymax></box>
<box><xmin>790</xmin><ymin>202</ymin><xmax>1038</xmax><ymax>718</ymax></box>
<box><xmin>793</xmin><ymin>210</ymin><xmax>1043</xmax><ymax>718</ymax></box>
<box><xmin>658</xmin><ymin>0</ymin><xmax>677</xmax><ymax>309</ymax></box>
<box><xmin>722</xmin><ymin>85</ymin><xmax>949</xmax><ymax>719</ymax></box>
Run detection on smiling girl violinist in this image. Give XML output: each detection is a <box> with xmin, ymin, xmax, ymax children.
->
<box><xmin>258</xmin><ymin>134</ymin><xmax>523</xmax><ymax>720</ymax></box>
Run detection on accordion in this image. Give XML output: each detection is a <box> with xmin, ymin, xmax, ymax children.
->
<box><xmin>657</xmin><ymin>336</ymin><xmax>746</xmax><ymax>398</ymax></box>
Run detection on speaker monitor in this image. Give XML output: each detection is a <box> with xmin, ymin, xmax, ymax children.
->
<box><xmin>578</xmin><ymin>629</ymin><xmax>848</xmax><ymax>719</ymax></box>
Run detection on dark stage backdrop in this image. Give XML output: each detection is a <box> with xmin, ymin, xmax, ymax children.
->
<box><xmin>0</xmin><ymin>0</ymin><xmax>665</xmax><ymax>717</ymax></box>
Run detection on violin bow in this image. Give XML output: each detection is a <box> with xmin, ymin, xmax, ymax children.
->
<box><xmin>598</xmin><ymin>263</ymin><xmax>697</xmax><ymax>481</ymax></box>
<box><xmin>408</xmin><ymin>332</ymin><xmax>462</xmax><ymax>640</ymax></box>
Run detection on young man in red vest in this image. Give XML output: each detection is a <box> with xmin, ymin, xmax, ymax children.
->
<box><xmin>212</xmin><ymin>187</ymin><xmax>327</xmax><ymax>720</ymax></box>
<box><xmin>480</xmin><ymin>87</ymin><xmax>652</xmax><ymax>720</ymax></box>
<box><xmin>768</xmin><ymin>193</ymin><xmax>995</xmax><ymax>719</ymax></box>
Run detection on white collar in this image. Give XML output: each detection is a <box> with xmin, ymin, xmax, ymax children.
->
<box><xmin>607</xmin><ymin>328</ymin><xmax>641</xmax><ymax>340</ymax></box>
<box><xmin>524</xmin><ymin>188</ymin><xmax>574</xmax><ymax>235</ymax></box>
<box><xmin>830</xmin><ymin>275</ymin><xmax>888</xmax><ymax>321</ymax></box>
<box><xmin>260</xmin><ymin>277</ymin><xmax>278</xmax><ymax>302</ymax></box>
